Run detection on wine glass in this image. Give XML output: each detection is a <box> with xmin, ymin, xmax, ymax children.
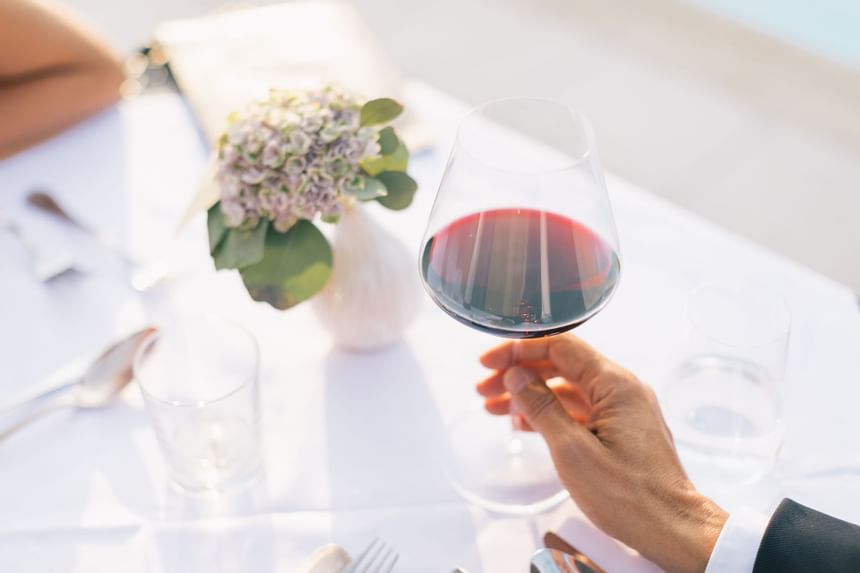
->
<box><xmin>419</xmin><ymin>98</ymin><xmax>621</xmax><ymax>513</ymax></box>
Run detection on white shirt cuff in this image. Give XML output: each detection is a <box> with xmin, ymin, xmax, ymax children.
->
<box><xmin>704</xmin><ymin>508</ymin><xmax>770</xmax><ymax>573</ymax></box>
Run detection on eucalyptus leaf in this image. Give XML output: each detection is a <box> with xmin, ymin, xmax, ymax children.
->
<box><xmin>359</xmin><ymin>141</ymin><xmax>409</xmax><ymax>176</ymax></box>
<box><xmin>377</xmin><ymin>126</ymin><xmax>399</xmax><ymax>155</ymax></box>
<box><xmin>360</xmin><ymin>98</ymin><xmax>404</xmax><ymax>126</ymax></box>
<box><xmin>207</xmin><ymin>203</ymin><xmax>228</xmax><ymax>254</ymax></box>
<box><xmin>213</xmin><ymin>220</ymin><xmax>269</xmax><ymax>270</ymax></box>
<box><xmin>239</xmin><ymin>220</ymin><xmax>332</xmax><ymax>310</ymax></box>
<box><xmin>375</xmin><ymin>171</ymin><xmax>418</xmax><ymax>210</ymax></box>
<box><xmin>351</xmin><ymin>176</ymin><xmax>388</xmax><ymax>200</ymax></box>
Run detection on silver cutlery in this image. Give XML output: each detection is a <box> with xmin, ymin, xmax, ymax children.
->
<box><xmin>0</xmin><ymin>209</ymin><xmax>78</xmax><ymax>282</ymax></box>
<box><xmin>530</xmin><ymin>548</ymin><xmax>585</xmax><ymax>573</ymax></box>
<box><xmin>0</xmin><ymin>327</ymin><xmax>156</xmax><ymax>441</ymax></box>
<box><xmin>344</xmin><ymin>538</ymin><xmax>399</xmax><ymax>573</ymax></box>
<box><xmin>543</xmin><ymin>532</ymin><xmax>605</xmax><ymax>573</ymax></box>
<box><xmin>26</xmin><ymin>190</ymin><xmax>168</xmax><ymax>291</ymax></box>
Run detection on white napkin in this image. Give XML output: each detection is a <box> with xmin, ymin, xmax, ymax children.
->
<box><xmin>154</xmin><ymin>1</ymin><xmax>431</xmax><ymax>152</ymax></box>
<box><xmin>301</xmin><ymin>544</ymin><xmax>351</xmax><ymax>573</ymax></box>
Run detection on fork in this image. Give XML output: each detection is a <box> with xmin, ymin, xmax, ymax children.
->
<box><xmin>344</xmin><ymin>538</ymin><xmax>399</xmax><ymax>573</ymax></box>
<box><xmin>26</xmin><ymin>190</ymin><xmax>167</xmax><ymax>291</ymax></box>
<box><xmin>0</xmin><ymin>210</ymin><xmax>78</xmax><ymax>283</ymax></box>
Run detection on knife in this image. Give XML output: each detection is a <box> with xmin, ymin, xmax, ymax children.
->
<box><xmin>531</xmin><ymin>548</ymin><xmax>597</xmax><ymax>573</ymax></box>
<box><xmin>543</xmin><ymin>532</ymin><xmax>606</xmax><ymax>573</ymax></box>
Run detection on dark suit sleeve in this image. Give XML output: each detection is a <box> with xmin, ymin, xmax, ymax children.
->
<box><xmin>753</xmin><ymin>498</ymin><xmax>860</xmax><ymax>573</ymax></box>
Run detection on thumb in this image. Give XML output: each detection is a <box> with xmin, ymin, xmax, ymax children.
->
<box><xmin>504</xmin><ymin>366</ymin><xmax>577</xmax><ymax>444</ymax></box>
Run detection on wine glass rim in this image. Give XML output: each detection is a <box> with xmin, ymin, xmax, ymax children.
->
<box><xmin>456</xmin><ymin>96</ymin><xmax>596</xmax><ymax>175</ymax></box>
<box><xmin>133</xmin><ymin>314</ymin><xmax>260</xmax><ymax>408</ymax></box>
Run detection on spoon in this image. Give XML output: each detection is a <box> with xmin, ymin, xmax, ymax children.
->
<box><xmin>0</xmin><ymin>327</ymin><xmax>156</xmax><ymax>440</ymax></box>
<box><xmin>26</xmin><ymin>191</ymin><xmax>168</xmax><ymax>291</ymax></box>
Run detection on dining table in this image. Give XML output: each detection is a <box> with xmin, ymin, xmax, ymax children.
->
<box><xmin>1</xmin><ymin>81</ymin><xmax>859</xmax><ymax>573</ymax></box>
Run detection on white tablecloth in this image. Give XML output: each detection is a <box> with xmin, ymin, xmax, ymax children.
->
<box><xmin>0</xmin><ymin>83</ymin><xmax>858</xmax><ymax>573</ymax></box>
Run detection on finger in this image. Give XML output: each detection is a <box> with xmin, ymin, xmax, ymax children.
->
<box><xmin>484</xmin><ymin>393</ymin><xmax>511</xmax><ymax>415</ymax></box>
<box><xmin>483</xmin><ymin>395</ymin><xmax>537</xmax><ymax>431</ymax></box>
<box><xmin>476</xmin><ymin>361</ymin><xmax>559</xmax><ymax>397</ymax></box>
<box><xmin>504</xmin><ymin>366</ymin><xmax>596</xmax><ymax>450</ymax></box>
<box><xmin>480</xmin><ymin>338</ymin><xmax>553</xmax><ymax>369</ymax></box>
<box><xmin>485</xmin><ymin>385</ymin><xmax>589</xmax><ymax>424</ymax></box>
<box><xmin>477</xmin><ymin>371</ymin><xmax>506</xmax><ymax>397</ymax></box>
<box><xmin>481</xmin><ymin>336</ymin><xmax>603</xmax><ymax>387</ymax></box>
<box><xmin>550</xmin><ymin>383</ymin><xmax>590</xmax><ymax>423</ymax></box>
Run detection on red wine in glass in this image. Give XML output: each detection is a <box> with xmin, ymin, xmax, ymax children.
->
<box><xmin>421</xmin><ymin>207</ymin><xmax>620</xmax><ymax>338</ymax></box>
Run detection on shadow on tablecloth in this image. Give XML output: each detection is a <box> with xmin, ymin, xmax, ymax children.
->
<box><xmin>324</xmin><ymin>341</ymin><xmax>482</xmax><ymax>571</ymax></box>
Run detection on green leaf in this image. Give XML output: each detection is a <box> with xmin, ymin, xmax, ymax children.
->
<box><xmin>239</xmin><ymin>220</ymin><xmax>332</xmax><ymax>310</ymax></box>
<box><xmin>207</xmin><ymin>203</ymin><xmax>228</xmax><ymax>254</ymax></box>
<box><xmin>377</xmin><ymin>126</ymin><xmax>399</xmax><ymax>155</ymax></box>
<box><xmin>321</xmin><ymin>214</ymin><xmax>341</xmax><ymax>224</ymax></box>
<box><xmin>360</xmin><ymin>98</ymin><xmax>404</xmax><ymax>126</ymax></box>
<box><xmin>375</xmin><ymin>171</ymin><xmax>418</xmax><ymax>210</ymax></box>
<box><xmin>359</xmin><ymin>140</ymin><xmax>409</xmax><ymax>176</ymax></box>
<box><xmin>212</xmin><ymin>220</ymin><xmax>268</xmax><ymax>270</ymax></box>
<box><xmin>351</xmin><ymin>176</ymin><xmax>388</xmax><ymax>201</ymax></box>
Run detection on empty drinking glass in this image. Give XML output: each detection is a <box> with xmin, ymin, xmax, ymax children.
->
<box><xmin>663</xmin><ymin>282</ymin><xmax>790</xmax><ymax>486</ymax></box>
<box><xmin>134</xmin><ymin>316</ymin><xmax>262</xmax><ymax>491</ymax></box>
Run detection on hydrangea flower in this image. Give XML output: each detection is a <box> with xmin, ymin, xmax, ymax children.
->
<box><xmin>215</xmin><ymin>86</ymin><xmax>381</xmax><ymax>232</ymax></box>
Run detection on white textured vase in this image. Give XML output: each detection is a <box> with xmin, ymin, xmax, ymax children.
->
<box><xmin>311</xmin><ymin>204</ymin><xmax>420</xmax><ymax>351</ymax></box>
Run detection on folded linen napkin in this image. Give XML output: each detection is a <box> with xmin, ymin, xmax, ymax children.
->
<box><xmin>154</xmin><ymin>1</ymin><xmax>430</xmax><ymax>151</ymax></box>
<box><xmin>301</xmin><ymin>543</ymin><xmax>352</xmax><ymax>573</ymax></box>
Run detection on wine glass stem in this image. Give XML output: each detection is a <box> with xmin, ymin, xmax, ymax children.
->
<box><xmin>506</xmin><ymin>425</ymin><xmax>525</xmax><ymax>456</ymax></box>
<box><xmin>505</xmin><ymin>339</ymin><xmax>526</xmax><ymax>456</ymax></box>
<box><xmin>506</xmin><ymin>398</ymin><xmax>525</xmax><ymax>456</ymax></box>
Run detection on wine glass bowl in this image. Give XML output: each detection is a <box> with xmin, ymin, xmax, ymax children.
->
<box><xmin>421</xmin><ymin>98</ymin><xmax>621</xmax><ymax>338</ymax></box>
<box><xmin>420</xmin><ymin>206</ymin><xmax>620</xmax><ymax>338</ymax></box>
<box><xmin>419</xmin><ymin>98</ymin><xmax>621</xmax><ymax>513</ymax></box>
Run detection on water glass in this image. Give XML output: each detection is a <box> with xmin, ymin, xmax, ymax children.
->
<box><xmin>663</xmin><ymin>282</ymin><xmax>790</xmax><ymax>485</ymax></box>
<box><xmin>134</xmin><ymin>316</ymin><xmax>261</xmax><ymax>491</ymax></box>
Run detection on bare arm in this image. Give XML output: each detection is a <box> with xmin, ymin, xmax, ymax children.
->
<box><xmin>0</xmin><ymin>0</ymin><xmax>124</xmax><ymax>158</ymax></box>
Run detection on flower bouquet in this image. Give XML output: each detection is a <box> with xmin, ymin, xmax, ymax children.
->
<box><xmin>204</xmin><ymin>86</ymin><xmax>418</xmax><ymax>311</ymax></box>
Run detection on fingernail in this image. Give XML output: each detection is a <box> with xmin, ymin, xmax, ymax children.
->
<box><xmin>504</xmin><ymin>367</ymin><xmax>531</xmax><ymax>394</ymax></box>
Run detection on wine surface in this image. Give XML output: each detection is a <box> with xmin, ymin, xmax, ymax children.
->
<box><xmin>421</xmin><ymin>208</ymin><xmax>619</xmax><ymax>337</ymax></box>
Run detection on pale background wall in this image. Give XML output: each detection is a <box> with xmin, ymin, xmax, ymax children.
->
<box><xmin>63</xmin><ymin>0</ymin><xmax>860</xmax><ymax>291</ymax></box>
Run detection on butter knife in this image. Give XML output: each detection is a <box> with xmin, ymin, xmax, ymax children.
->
<box><xmin>543</xmin><ymin>532</ymin><xmax>606</xmax><ymax>573</ymax></box>
<box><xmin>531</xmin><ymin>548</ymin><xmax>595</xmax><ymax>573</ymax></box>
